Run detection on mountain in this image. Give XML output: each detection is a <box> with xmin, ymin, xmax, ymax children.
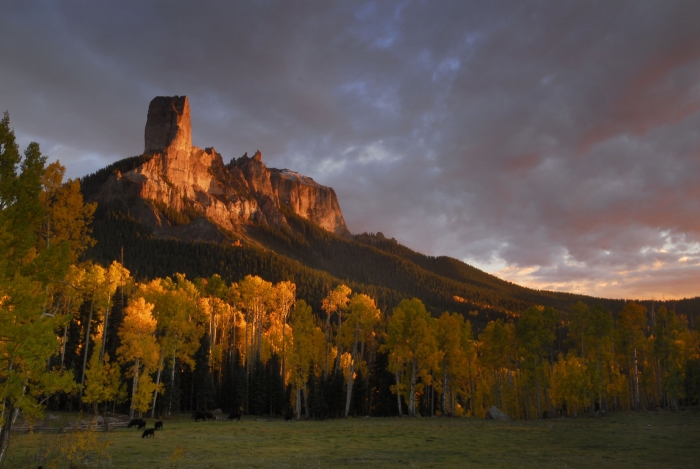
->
<box><xmin>80</xmin><ymin>96</ymin><xmax>699</xmax><ymax>324</ymax></box>
<box><xmin>87</xmin><ymin>96</ymin><xmax>349</xmax><ymax>245</ymax></box>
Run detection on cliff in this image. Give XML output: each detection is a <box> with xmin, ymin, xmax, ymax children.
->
<box><xmin>92</xmin><ymin>96</ymin><xmax>351</xmax><ymax>242</ymax></box>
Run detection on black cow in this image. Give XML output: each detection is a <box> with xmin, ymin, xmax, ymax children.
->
<box><xmin>228</xmin><ymin>409</ymin><xmax>241</xmax><ymax>421</ymax></box>
<box><xmin>128</xmin><ymin>418</ymin><xmax>146</xmax><ymax>429</ymax></box>
<box><xmin>155</xmin><ymin>420</ymin><xmax>163</xmax><ymax>431</ymax></box>
<box><xmin>284</xmin><ymin>412</ymin><xmax>293</xmax><ymax>421</ymax></box>
<box><xmin>192</xmin><ymin>411</ymin><xmax>207</xmax><ymax>422</ymax></box>
<box><xmin>205</xmin><ymin>411</ymin><xmax>214</xmax><ymax>420</ymax></box>
<box><xmin>142</xmin><ymin>428</ymin><xmax>155</xmax><ymax>438</ymax></box>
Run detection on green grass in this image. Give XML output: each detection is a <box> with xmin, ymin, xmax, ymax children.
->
<box><xmin>7</xmin><ymin>410</ymin><xmax>700</xmax><ymax>468</ymax></box>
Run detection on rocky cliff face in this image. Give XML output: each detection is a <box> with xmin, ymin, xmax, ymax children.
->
<box><xmin>94</xmin><ymin>96</ymin><xmax>351</xmax><ymax>241</ymax></box>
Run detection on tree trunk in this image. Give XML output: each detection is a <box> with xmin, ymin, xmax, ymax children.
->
<box><xmin>430</xmin><ymin>383</ymin><xmax>434</xmax><ymax>417</ymax></box>
<box><xmin>129</xmin><ymin>359</ymin><xmax>140</xmax><ymax>419</ymax></box>
<box><xmin>295</xmin><ymin>376</ymin><xmax>301</xmax><ymax>420</ymax></box>
<box><xmin>79</xmin><ymin>299</ymin><xmax>96</xmax><ymax>400</ymax></box>
<box><xmin>409</xmin><ymin>359</ymin><xmax>417</xmax><ymax>417</ymax></box>
<box><xmin>100</xmin><ymin>295</ymin><xmax>111</xmax><ymax>363</ymax></box>
<box><xmin>325</xmin><ymin>314</ymin><xmax>331</xmax><ymax>376</ymax></box>
<box><xmin>150</xmin><ymin>350</ymin><xmax>165</xmax><ymax>418</ymax></box>
<box><xmin>281</xmin><ymin>315</ymin><xmax>286</xmax><ymax>384</ymax></box>
<box><xmin>633</xmin><ymin>348</ymin><xmax>641</xmax><ymax>410</ymax></box>
<box><xmin>168</xmin><ymin>349</ymin><xmax>177</xmax><ymax>415</ymax></box>
<box><xmin>0</xmin><ymin>402</ymin><xmax>15</xmax><ymax>466</ymax></box>
<box><xmin>536</xmin><ymin>378</ymin><xmax>542</xmax><ymax>420</ymax></box>
<box><xmin>442</xmin><ymin>356</ymin><xmax>448</xmax><ymax>415</ymax></box>
<box><xmin>334</xmin><ymin>313</ymin><xmax>343</xmax><ymax>375</ymax></box>
<box><xmin>60</xmin><ymin>322</ymin><xmax>69</xmax><ymax>368</ymax></box>
<box><xmin>655</xmin><ymin>358</ymin><xmax>663</xmax><ymax>408</ymax></box>
<box><xmin>468</xmin><ymin>357</ymin><xmax>475</xmax><ymax>417</ymax></box>
<box><xmin>344</xmin><ymin>329</ymin><xmax>359</xmax><ymax>418</ymax></box>
<box><xmin>303</xmin><ymin>385</ymin><xmax>310</xmax><ymax>419</ymax></box>
<box><xmin>395</xmin><ymin>370</ymin><xmax>403</xmax><ymax>417</ymax></box>
<box><xmin>245</xmin><ymin>311</ymin><xmax>250</xmax><ymax>414</ymax></box>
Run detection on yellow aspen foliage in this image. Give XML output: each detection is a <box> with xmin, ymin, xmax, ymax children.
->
<box><xmin>117</xmin><ymin>297</ymin><xmax>160</xmax><ymax>417</ymax></box>
<box><xmin>549</xmin><ymin>352</ymin><xmax>591</xmax><ymax>415</ymax></box>
<box><xmin>82</xmin><ymin>337</ymin><xmax>124</xmax><ymax>412</ymax></box>
<box><xmin>382</xmin><ymin>298</ymin><xmax>437</xmax><ymax>416</ymax></box>
<box><xmin>37</xmin><ymin>161</ymin><xmax>96</xmax><ymax>262</ymax></box>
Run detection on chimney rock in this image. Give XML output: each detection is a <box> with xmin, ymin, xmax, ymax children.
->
<box><xmin>144</xmin><ymin>96</ymin><xmax>192</xmax><ymax>155</ymax></box>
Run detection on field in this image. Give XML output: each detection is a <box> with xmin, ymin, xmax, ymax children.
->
<box><xmin>6</xmin><ymin>410</ymin><xmax>700</xmax><ymax>468</ymax></box>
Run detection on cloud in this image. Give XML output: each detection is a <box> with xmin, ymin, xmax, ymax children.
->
<box><xmin>1</xmin><ymin>1</ymin><xmax>700</xmax><ymax>300</ymax></box>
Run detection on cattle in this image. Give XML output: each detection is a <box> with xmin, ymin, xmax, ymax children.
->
<box><xmin>142</xmin><ymin>428</ymin><xmax>155</xmax><ymax>438</ymax></box>
<box><xmin>205</xmin><ymin>411</ymin><xmax>214</xmax><ymax>420</ymax></box>
<box><xmin>284</xmin><ymin>412</ymin><xmax>293</xmax><ymax>421</ymax></box>
<box><xmin>155</xmin><ymin>420</ymin><xmax>163</xmax><ymax>431</ymax></box>
<box><xmin>128</xmin><ymin>418</ymin><xmax>145</xmax><ymax>429</ymax></box>
<box><xmin>228</xmin><ymin>409</ymin><xmax>241</xmax><ymax>421</ymax></box>
<box><xmin>192</xmin><ymin>411</ymin><xmax>207</xmax><ymax>422</ymax></box>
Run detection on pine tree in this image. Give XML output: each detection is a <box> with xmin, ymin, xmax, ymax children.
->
<box><xmin>193</xmin><ymin>331</ymin><xmax>216</xmax><ymax>411</ymax></box>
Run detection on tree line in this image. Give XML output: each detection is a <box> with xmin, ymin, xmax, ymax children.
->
<box><xmin>57</xmin><ymin>268</ymin><xmax>700</xmax><ymax>423</ymax></box>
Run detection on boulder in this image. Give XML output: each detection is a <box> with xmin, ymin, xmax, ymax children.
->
<box><xmin>485</xmin><ymin>405</ymin><xmax>511</xmax><ymax>421</ymax></box>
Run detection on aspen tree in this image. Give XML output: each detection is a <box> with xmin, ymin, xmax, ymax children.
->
<box><xmin>290</xmin><ymin>300</ymin><xmax>315</xmax><ymax>419</ymax></box>
<box><xmin>435</xmin><ymin>312</ymin><xmax>468</xmax><ymax>416</ymax></box>
<box><xmin>137</xmin><ymin>275</ymin><xmax>202</xmax><ymax>416</ymax></box>
<box><xmin>340</xmin><ymin>294</ymin><xmax>380</xmax><ymax>417</ymax></box>
<box><xmin>275</xmin><ymin>281</ymin><xmax>296</xmax><ymax>383</ymax></box>
<box><xmin>78</xmin><ymin>262</ymin><xmax>122</xmax><ymax>398</ymax></box>
<box><xmin>615</xmin><ymin>302</ymin><xmax>648</xmax><ymax>410</ymax></box>
<box><xmin>117</xmin><ymin>297</ymin><xmax>161</xmax><ymax>418</ymax></box>
<box><xmin>82</xmin><ymin>336</ymin><xmax>124</xmax><ymax>418</ymax></box>
<box><xmin>322</xmin><ymin>284</ymin><xmax>351</xmax><ymax>375</ymax></box>
<box><xmin>516</xmin><ymin>306</ymin><xmax>557</xmax><ymax>419</ymax></box>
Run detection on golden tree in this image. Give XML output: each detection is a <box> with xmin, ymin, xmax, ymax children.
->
<box><xmin>117</xmin><ymin>297</ymin><xmax>161</xmax><ymax>418</ymax></box>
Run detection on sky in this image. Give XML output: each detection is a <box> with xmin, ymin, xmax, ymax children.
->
<box><xmin>2</xmin><ymin>1</ymin><xmax>700</xmax><ymax>300</ymax></box>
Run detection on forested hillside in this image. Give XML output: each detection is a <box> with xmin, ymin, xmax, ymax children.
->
<box><xmin>82</xmin><ymin>189</ymin><xmax>625</xmax><ymax>324</ymax></box>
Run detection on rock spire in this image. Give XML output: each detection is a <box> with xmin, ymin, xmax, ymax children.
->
<box><xmin>144</xmin><ymin>96</ymin><xmax>192</xmax><ymax>155</ymax></box>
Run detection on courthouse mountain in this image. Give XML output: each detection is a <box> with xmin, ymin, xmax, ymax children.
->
<box><xmin>86</xmin><ymin>96</ymin><xmax>349</xmax><ymax>243</ymax></box>
<box><xmin>81</xmin><ymin>96</ymin><xmax>699</xmax><ymax>323</ymax></box>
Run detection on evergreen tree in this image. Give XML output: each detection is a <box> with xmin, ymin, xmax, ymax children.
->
<box><xmin>249</xmin><ymin>357</ymin><xmax>266</xmax><ymax>415</ymax></box>
<box><xmin>351</xmin><ymin>368</ymin><xmax>367</xmax><ymax>416</ymax></box>
<box><xmin>193</xmin><ymin>332</ymin><xmax>216</xmax><ymax>410</ymax></box>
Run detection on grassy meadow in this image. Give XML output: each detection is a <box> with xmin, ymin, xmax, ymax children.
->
<box><xmin>6</xmin><ymin>410</ymin><xmax>699</xmax><ymax>468</ymax></box>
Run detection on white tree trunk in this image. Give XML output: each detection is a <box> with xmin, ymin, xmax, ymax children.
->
<box><xmin>633</xmin><ymin>348</ymin><xmax>641</xmax><ymax>410</ymax></box>
<box><xmin>129</xmin><ymin>359</ymin><xmax>140</xmax><ymax>419</ymax></box>
<box><xmin>344</xmin><ymin>327</ymin><xmax>359</xmax><ymax>417</ymax></box>
<box><xmin>442</xmin><ymin>356</ymin><xmax>448</xmax><ymax>415</ymax></box>
<box><xmin>295</xmin><ymin>377</ymin><xmax>302</xmax><ymax>420</ymax></box>
<box><xmin>79</xmin><ymin>299</ymin><xmax>95</xmax><ymax>399</ymax></box>
<box><xmin>168</xmin><ymin>347</ymin><xmax>177</xmax><ymax>415</ymax></box>
<box><xmin>395</xmin><ymin>370</ymin><xmax>403</xmax><ymax>416</ymax></box>
<box><xmin>409</xmin><ymin>359</ymin><xmax>417</xmax><ymax>416</ymax></box>
<box><xmin>150</xmin><ymin>351</ymin><xmax>165</xmax><ymax>417</ymax></box>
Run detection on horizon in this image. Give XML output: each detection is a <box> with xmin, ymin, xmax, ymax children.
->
<box><xmin>2</xmin><ymin>2</ymin><xmax>699</xmax><ymax>300</ymax></box>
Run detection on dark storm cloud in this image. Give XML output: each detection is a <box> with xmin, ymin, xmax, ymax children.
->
<box><xmin>2</xmin><ymin>1</ymin><xmax>699</xmax><ymax>299</ymax></box>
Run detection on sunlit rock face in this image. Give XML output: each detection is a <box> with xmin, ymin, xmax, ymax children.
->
<box><xmin>144</xmin><ymin>96</ymin><xmax>192</xmax><ymax>155</ymax></box>
<box><xmin>95</xmin><ymin>95</ymin><xmax>350</xmax><ymax>240</ymax></box>
<box><xmin>230</xmin><ymin>151</ymin><xmax>351</xmax><ymax>237</ymax></box>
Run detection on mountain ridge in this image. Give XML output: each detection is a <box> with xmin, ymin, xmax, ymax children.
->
<box><xmin>80</xmin><ymin>96</ymin><xmax>700</xmax><ymax>323</ymax></box>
